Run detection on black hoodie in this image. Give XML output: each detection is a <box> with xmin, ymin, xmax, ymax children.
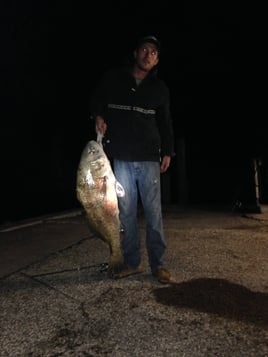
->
<box><xmin>90</xmin><ymin>65</ymin><xmax>174</xmax><ymax>162</ymax></box>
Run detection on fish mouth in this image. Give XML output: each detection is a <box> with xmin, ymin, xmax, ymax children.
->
<box><xmin>89</xmin><ymin>159</ymin><xmax>107</xmax><ymax>174</ymax></box>
<box><xmin>90</xmin><ymin>157</ymin><xmax>104</xmax><ymax>166</ymax></box>
<box><xmin>90</xmin><ymin>160</ymin><xmax>98</xmax><ymax>166</ymax></box>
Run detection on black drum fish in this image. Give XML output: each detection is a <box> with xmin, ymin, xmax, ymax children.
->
<box><xmin>76</xmin><ymin>140</ymin><xmax>125</xmax><ymax>276</ymax></box>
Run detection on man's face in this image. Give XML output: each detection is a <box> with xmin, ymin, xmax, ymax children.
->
<box><xmin>134</xmin><ymin>42</ymin><xmax>159</xmax><ymax>72</ymax></box>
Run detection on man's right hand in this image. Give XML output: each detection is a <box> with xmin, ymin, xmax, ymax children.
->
<box><xmin>95</xmin><ymin>115</ymin><xmax>107</xmax><ymax>135</ymax></box>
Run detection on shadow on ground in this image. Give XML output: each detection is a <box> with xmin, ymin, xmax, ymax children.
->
<box><xmin>153</xmin><ymin>278</ymin><xmax>268</xmax><ymax>327</ymax></box>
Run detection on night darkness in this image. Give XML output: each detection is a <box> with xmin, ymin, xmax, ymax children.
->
<box><xmin>1</xmin><ymin>1</ymin><xmax>267</xmax><ymax>224</ymax></box>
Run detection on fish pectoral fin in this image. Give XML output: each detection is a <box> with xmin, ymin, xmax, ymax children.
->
<box><xmin>100</xmin><ymin>176</ymin><xmax>107</xmax><ymax>198</ymax></box>
<box><xmin>115</xmin><ymin>181</ymin><xmax>125</xmax><ymax>197</ymax></box>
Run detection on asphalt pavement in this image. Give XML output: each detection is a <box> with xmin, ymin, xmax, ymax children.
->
<box><xmin>0</xmin><ymin>205</ymin><xmax>268</xmax><ymax>356</ymax></box>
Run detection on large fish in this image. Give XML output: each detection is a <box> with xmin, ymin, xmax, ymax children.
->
<box><xmin>76</xmin><ymin>140</ymin><xmax>125</xmax><ymax>277</ymax></box>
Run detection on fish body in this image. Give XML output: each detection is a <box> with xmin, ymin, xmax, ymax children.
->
<box><xmin>76</xmin><ymin>140</ymin><xmax>124</xmax><ymax>276</ymax></box>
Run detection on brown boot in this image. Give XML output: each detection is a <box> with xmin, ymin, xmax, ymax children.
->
<box><xmin>152</xmin><ymin>267</ymin><xmax>173</xmax><ymax>284</ymax></box>
<box><xmin>113</xmin><ymin>264</ymin><xmax>143</xmax><ymax>279</ymax></box>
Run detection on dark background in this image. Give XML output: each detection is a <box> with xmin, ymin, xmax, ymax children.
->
<box><xmin>1</xmin><ymin>1</ymin><xmax>267</xmax><ymax>224</ymax></box>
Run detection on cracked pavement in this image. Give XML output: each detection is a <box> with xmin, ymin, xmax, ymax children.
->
<box><xmin>0</xmin><ymin>206</ymin><xmax>268</xmax><ymax>356</ymax></box>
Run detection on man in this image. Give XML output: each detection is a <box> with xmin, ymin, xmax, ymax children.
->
<box><xmin>90</xmin><ymin>35</ymin><xmax>174</xmax><ymax>283</ymax></box>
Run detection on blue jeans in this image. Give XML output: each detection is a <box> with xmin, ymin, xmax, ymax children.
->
<box><xmin>113</xmin><ymin>160</ymin><xmax>167</xmax><ymax>273</ymax></box>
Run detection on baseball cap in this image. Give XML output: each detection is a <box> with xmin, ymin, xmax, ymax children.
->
<box><xmin>135</xmin><ymin>35</ymin><xmax>161</xmax><ymax>52</ymax></box>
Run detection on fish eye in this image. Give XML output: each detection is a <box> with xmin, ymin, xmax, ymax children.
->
<box><xmin>88</xmin><ymin>147</ymin><xmax>95</xmax><ymax>154</ymax></box>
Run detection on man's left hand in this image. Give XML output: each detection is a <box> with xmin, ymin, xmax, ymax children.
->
<box><xmin>160</xmin><ymin>156</ymin><xmax>171</xmax><ymax>173</ymax></box>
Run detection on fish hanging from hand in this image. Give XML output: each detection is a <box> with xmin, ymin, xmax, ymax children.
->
<box><xmin>76</xmin><ymin>140</ymin><xmax>125</xmax><ymax>277</ymax></box>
